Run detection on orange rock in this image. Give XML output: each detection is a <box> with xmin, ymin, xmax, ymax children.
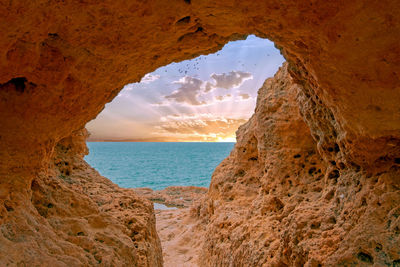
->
<box><xmin>133</xmin><ymin>186</ymin><xmax>207</xmax><ymax>208</ymax></box>
<box><xmin>0</xmin><ymin>1</ymin><xmax>399</xmax><ymax>265</ymax></box>
<box><xmin>198</xmin><ymin>64</ymin><xmax>400</xmax><ymax>266</ymax></box>
<box><xmin>0</xmin><ymin>130</ymin><xmax>162</xmax><ymax>266</ymax></box>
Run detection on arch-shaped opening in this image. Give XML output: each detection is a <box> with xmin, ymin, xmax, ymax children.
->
<box><xmin>0</xmin><ymin>1</ymin><xmax>399</xmax><ymax>266</ymax></box>
<box><xmin>86</xmin><ymin>35</ymin><xmax>284</xmax><ymax>142</ymax></box>
<box><xmin>82</xmin><ymin>36</ymin><xmax>285</xmax><ymax>265</ymax></box>
<box><xmin>84</xmin><ymin>35</ymin><xmax>283</xmax><ymax>190</ymax></box>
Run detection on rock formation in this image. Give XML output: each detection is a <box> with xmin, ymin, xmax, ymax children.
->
<box><xmin>0</xmin><ymin>129</ymin><xmax>162</xmax><ymax>266</ymax></box>
<box><xmin>196</xmin><ymin>63</ymin><xmax>400</xmax><ymax>266</ymax></box>
<box><xmin>1</xmin><ymin>0</ymin><xmax>399</xmax><ymax>265</ymax></box>
<box><xmin>133</xmin><ymin>186</ymin><xmax>208</xmax><ymax>208</ymax></box>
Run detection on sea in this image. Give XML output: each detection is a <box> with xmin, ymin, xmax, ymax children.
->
<box><xmin>85</xmin><ymin>142</ymin><xmax>235</xmax><ymax>190</ymax></box>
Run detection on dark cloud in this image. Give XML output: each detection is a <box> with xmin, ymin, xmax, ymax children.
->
<box><xmin>164</xmin><ymin>76</ymin><xmax>206</xmax><ymax>105</ymax></box>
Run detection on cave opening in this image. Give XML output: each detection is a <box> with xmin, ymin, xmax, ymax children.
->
<box><xmin>1</xmin><ymin>1</ymin><xmax>398</xmax><ymax>266</ymax></box>
<box><xmin>82</xmin><ymin>35</ymin><xmax>284</xmax><ymax>265</ymax></box>
<box><xmin>84</xmin><ymin>35</ymin><xmax>284</xmax><ymax>191</ymax></box>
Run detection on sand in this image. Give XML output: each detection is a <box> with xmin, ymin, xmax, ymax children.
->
<box><xmin>135</xmin><ymin>186</ymin><xmax>208</xmax><ymax>266</ymax></box>
<box><xmin>155</xmin><ymin>208</ymin><xmax>204</xmax><ymax>267</ymax></box>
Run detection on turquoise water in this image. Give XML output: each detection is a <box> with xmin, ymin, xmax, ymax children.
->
<box><xmin>85</xmin><ymin>142</ymin><xmax>234</xmax><ymax>190</ymax></box>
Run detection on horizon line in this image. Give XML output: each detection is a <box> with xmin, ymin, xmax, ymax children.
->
<box><xmin>86</xmin><ymin>140</ymin><xmax>236</xmax><ymax>143</ymax></box>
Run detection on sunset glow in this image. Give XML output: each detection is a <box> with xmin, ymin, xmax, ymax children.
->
<box><xmin>86</xmin><ymin>36</ymin><xmax>284</xmax><ymax>142</ymax></box>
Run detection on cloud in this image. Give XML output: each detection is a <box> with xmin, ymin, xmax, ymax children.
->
<box><xmin>151</xmin><ymin>101</ymin><xmax>169</xmax><ymax>106</ymax></box>
<box><xmin>140</xmin><ymin>73</ymin><xmax>160</xmax><ymax>84</ymax></box>
<box><xmin>154</xmin><ymin>114</ymin><xmax>247</xmax><ymax>141</ymax></box>
<box><xmin>215</xmin><ymin>94</ymin><xmax>232</xmax><ymax>101</ymax></box>
<box><xmin>164</xmin><ymin>76</ymin><xmax>206</xmax><ymax>106</ymax></box>
<box><xmin>163</xmin><ymin>70</ymin><xmax>253</xmax><ymax>106</ymax></box>
<box><xmin>239</xmin><ymin>93</ymin><xmax>250</xmax><ymax>100</ymax></box>
<box><xmin>205</xmin><ymin>82</ymin><xmax>213</xmax><ymax>93</ymax></box>
<box><xmin>160</xmin><ymin>113</ymin><xmax>218</xmax><ymax>121</ymax></box>
<box><xmin>205</xmin><ymin>71</ymin><xmax>253</xmax><ymax>92</ymax></box>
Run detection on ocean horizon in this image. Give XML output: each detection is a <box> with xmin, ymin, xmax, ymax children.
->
<box><xmin>87</xmin><ymin>141</ymin><xmax>236</xmax><ymax>143</ymax></box>
<box><xmin>85</xmin><ymin>142</ymin><xmax>235</xmax><ymax>190</ymax></box>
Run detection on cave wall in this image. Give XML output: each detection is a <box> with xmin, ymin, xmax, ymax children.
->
<box><xmin>1</xmin><ymin>0</ymin><xmax>399</xmax><ymax>174</ymax></box>
<box><xmin>0</xmin><ymin>129</ymin><xmax>163</xmax><ymax>265</ymax></box>
<box><xmin>0</xmin><ymin>0</ymin><xmax>399</xmax><ymax>265</ymax></box>
<box><xmin>196</xmin><ymin>63</ymin><xmax>400</xmax><ymax>266</ymax></box>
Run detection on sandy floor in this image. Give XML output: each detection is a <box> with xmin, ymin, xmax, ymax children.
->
<box><xmin>134</xmin><ymin>186</ymin><xmax>207</xmax><ymax>266</ymax></box>
<box><xmin>155</xmin><ymin>207</ymin><xmax>205</xmax><ymax>267</ymax></box>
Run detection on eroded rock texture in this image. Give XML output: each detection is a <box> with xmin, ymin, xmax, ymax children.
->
<box><xmin>133</xmin><ymin>186</ymin><xmax>208</xmax><ymax>208</ymax></box>
<box><xmin>0</xmin><ymin>0</ymin><xmax>399</xmax><ymax>265</ymax></box>
<box><xmin>196</xmin><ymin>64</ymin><xmax>400</xmax><ymax>266</ymax></box>
<box><xmin>1</xmin><ymin>0</ymin><xmax>399</xmax><ymax>175</ymax></box>
<box><xmin>0</xmin><ymin>130</ymin><xmax>162</xmax><ymax>266</ymax></box>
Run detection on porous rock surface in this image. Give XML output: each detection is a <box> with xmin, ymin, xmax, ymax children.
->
<box><xmin>133</xmin><ymin>186</ymin><xmax>208</xmax><ymax>208</ymax></box>
<box><xmin>0</xmin><ymin>129</ymin><xmax>162</xmax><ymax>266</ymax></box>
<box><xmin>0</xmin><ymin>0</ymin><xmax>400</xmax><ymax>265</ymax></box>
<box><xmin>195</xmin><ymin>63</ymin><xmax>400</xmax><ymax>266</ymax></box>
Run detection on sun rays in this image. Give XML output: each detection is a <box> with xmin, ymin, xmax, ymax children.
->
<box><xmin>86</xmin><ymin>35</ymin><xmax>284</xmax><ymax>142</ymax></box>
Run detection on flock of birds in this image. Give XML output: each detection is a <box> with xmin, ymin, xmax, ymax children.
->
<box><xmin>160</xmin><ymin>52</ymin><xmax>269</xmax><ymax>76</ymax></box>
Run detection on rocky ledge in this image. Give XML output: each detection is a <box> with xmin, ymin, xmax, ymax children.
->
<box><xmin>0</xmin><ymin>130</ymin><xmax>162</xmax><ymax>266</ymax></box>
<box><xmin>133</xmin><ymin>186</ymin><xmax>208</xmax><ymax>208</ymax></box>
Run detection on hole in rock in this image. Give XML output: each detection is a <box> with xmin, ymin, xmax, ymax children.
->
<box><xmin>85</xmin><ymin>35</ymin><xmax>283</xmax><ymax>189</ymax></box>
<box><xmin>0</xmin><ymin>77</ymin><xmax>27</xmax><ymax>93</ymax></box>
<box><xmin>176</xmin><ymin>16</ymin><xmax>191</xmax><ymax>25</ymax></box>
<box><xmin>357</xmin><ymin>252</ymin><xmax>373</xmax><ymax>264</ymax></box>
<box><xmin>328</xmin><ymin>169</ymin><xmax>340</xmax><ymax>179</ymax></box>
<box><xmin>84</xmin><ymin>35</ymin><xmax>284</xmax><ymax>265</ymax></box>
<box><xmin>4</xmin><ymin>201</ymin><xmax>14</xmax><ymax>212</ymax></box>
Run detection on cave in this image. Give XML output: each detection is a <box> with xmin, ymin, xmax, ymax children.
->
<box><xmin>0</xmin><ymin>1</ymin><xmax>399</xmax><ymax>266</ymax></box>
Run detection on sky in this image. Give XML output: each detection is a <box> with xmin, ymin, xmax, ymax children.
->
<box><xmin>86</xmin><ymin>35</ymin><xmax>285</xmax><ymax>142</ymax></box>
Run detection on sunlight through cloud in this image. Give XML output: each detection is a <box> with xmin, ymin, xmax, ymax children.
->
<box><xmin>86</xmin><ymin>35</ymin><xmax>285</xmax><ymax>142</ymax></box>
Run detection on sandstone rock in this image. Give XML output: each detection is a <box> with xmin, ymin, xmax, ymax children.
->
<box><xmin>0</xmin><ymin>0</ymin><xmax>399</xmax><ymax>178</ymax></box>
<box><xmin>133</xmin><ymin>186</ymin><xmax>208</xmax><ymax>208</ymax></box>
<box><xmin>0</xmin><ymin>129</ymin><xmax>162</xmax><ymax>266</ymax></box>
<box><xmin>1</xmin><ymin>1</ymin><xmax>400</xmax><ymax>266</ymax></box>
<box><xmin>198</xmin><ymin>63</ymin><xmax>400</xmax><ymax>266</ymax></box>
